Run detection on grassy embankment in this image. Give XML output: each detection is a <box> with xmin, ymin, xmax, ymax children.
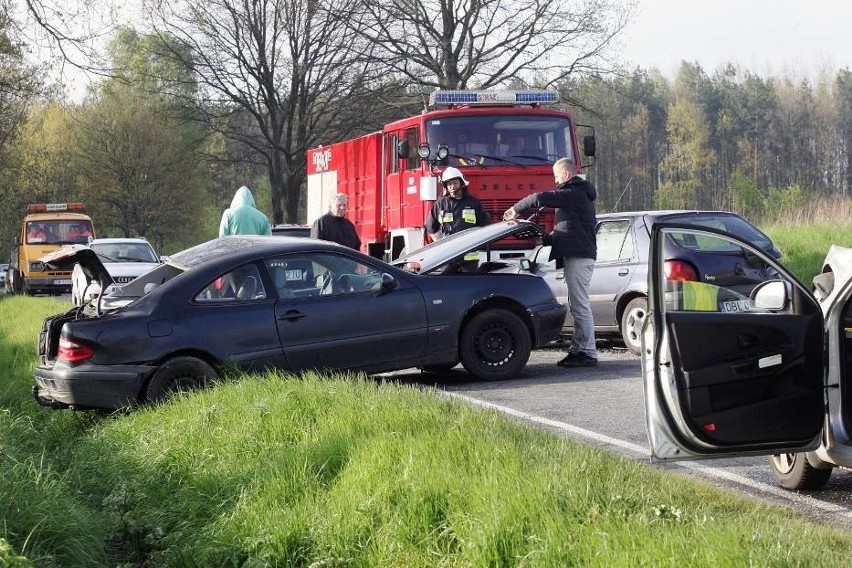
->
<box><xmin>1</xmin><ymin>221</ymin><xmax>852</xmax><ymax>566</ymax></box>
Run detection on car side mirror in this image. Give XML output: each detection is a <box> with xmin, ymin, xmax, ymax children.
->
<box><xmin>583</xmin><ymin>134</ymin><xmax>596</xmax><ymax>157</ymax></box>
<box><xmin>397</xmin><ymin>139</ymin><xmax>410</xmax><ymax>159</ymax></box>
<box><xmin>751</xmin><ymin>280</ymin><xmax>788</xmax><ymax>311</ymax></box>
<box><xmin>380</xmin><ymin>272</ymin><xmax>398</xmax><ymax>293</ymax></box>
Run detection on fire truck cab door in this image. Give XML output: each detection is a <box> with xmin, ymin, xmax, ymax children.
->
<box><xmin>385</xmin><ymin>129</ymin><xmax>425</xmax><ymax>232</ymax></box>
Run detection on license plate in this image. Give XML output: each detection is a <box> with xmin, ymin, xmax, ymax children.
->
<box><xmin>54</xmin><ymin>279</ymin><xmax>72</xmax><ymax>285</ymax></box>
<box><xmin>720</xmin><ymin>299</ymin><xmax>751</xmax><ymax>312</ymax></box>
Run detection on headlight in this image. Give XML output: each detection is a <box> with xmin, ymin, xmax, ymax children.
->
<box><xmin>29</xmin><ymin>261</ymin><xmax>45</xmax><ymax>272</ymax></box>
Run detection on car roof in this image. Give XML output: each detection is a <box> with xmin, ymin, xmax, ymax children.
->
<box><xmin>271</xmin><ymin>224</ymin><xmax>310</xmax><ymax>235</ymax></box>
<box><xmin>598</xmin><ymin>209</ymin><xmax>750</xmax><ymax>220</ymax></box>
<box><xmin>89</xmin><ymin>238</ymin><xmax>152</xmax><ymax>245</ymax></box>
<box><xmin>167</xmin><ymin>235</ymin><xmax>350</xmax><ymax>270</ymax></box>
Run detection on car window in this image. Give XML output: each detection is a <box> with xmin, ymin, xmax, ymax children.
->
<box><xmin>195</xmin><ymin>263</ymin><xmax>266</xmax><ymax>302</ymax></box>
<box><xmin>661</xmin><ymin>229</ymin><xmax>777</xmax><ymax>313</ymax></box>
<box><xmin>662</xmin><ymin>213</ymin><xmax>775</xmax><ymax>253</ymax></box>
<box><xmin>596</xmin><ymin>219</ymin><xmax>633</xmax><ymax>262</ymax></box>
<box><xmin>267</xmin><ymin>253</ymin><xmax>383</xmax><ymax>298</ymax></box>
<box><xmin>92</xmin><ymin>242</ymin><xmax>158</xmax><ymax>263</ymax></box>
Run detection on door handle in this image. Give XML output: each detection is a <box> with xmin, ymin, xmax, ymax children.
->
<box><xmin>737</xmin><ymin>333</ymin><xmax>760</xmax><ymax>349</ymax></box>
<box><xmin>618</xmin><ymin>269</ymin><xmax>629</xmax><ymax>276</ymax></box>
<box><xmin>278</xmin><ymin>310</ymin><xmax>306</xmax><ymax>321</ymax></box>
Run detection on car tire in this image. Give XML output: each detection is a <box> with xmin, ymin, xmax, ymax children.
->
<box><xmin>459</xmin><ymin>309</ymin><xmax>531</xmax><ymax>381</ymax></box>
<box><xmin>768</xmin><ymin>453</ymin><xmax>833</xmax><ymax>490</ymax></box>
<box><xmin>145</xmin><ymin>356</ymin><xmax>217</xmax><ymax>404</ymax></box>
<box><xmin>620</xmin><ymin>297</ymin><xmax>647</xmax><ymax>356</ymax></box>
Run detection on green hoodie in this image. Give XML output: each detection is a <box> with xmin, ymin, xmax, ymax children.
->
<box><xmin>218</xmin><ymin>186</ymin><xmax>272</xmax><ymax>237</ymax></box>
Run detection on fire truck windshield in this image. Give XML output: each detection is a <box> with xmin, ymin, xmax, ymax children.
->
<box><xmin>425</xmin><ymin>114</ymin><xmax>574</xmax><ymax>167</ymax></box>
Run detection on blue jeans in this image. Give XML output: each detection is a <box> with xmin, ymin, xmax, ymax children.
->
<box><xmin>563</xmin><ymin>257</ymin><xmax>596</xmax><ymax>358</ymax></box>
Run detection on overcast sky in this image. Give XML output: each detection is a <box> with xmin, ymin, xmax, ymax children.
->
<box><xmin>58</xmin><ymin>0</ymin><xmax>852</xmax><ymax>99</ymax></box>
<box><xmin>620</xmin><ymin>0</ymin><xmax>852</xmax><ymax>79</ymax></box>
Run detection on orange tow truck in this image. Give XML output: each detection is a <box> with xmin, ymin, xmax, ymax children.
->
<box><xmin>6</xmin><ymin>203</ymin><xmax>95</xmax><ymax>295</ymax></box>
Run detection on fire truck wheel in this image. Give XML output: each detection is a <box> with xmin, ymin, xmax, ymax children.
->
<box><xmin>459</xmin><ymin>309</ymin><xmax>531</xmax><ymax>381</ymax></box>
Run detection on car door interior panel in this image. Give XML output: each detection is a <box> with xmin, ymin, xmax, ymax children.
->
<box><xmin>663</xmin><ymin>297</ymin><xmax>824</xmax><ymax>447</ymax></box>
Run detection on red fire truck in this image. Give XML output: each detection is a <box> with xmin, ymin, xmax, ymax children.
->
<box><xmin>306</xmin><ymin>90</ymin><xmax>595</xmax><ymax>260</ymax></box>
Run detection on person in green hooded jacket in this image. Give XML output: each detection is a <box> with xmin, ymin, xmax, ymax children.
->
<box><xmin>218</xmin><ymin>185</ymin><xmax>272</xmax><ymax>237</ymax></box>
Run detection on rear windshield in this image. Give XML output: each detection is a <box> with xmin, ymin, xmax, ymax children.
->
<box><xmin>660</xmin><ymin>213</ymin><xmax>774</xmax><ymax>252</ymax></box>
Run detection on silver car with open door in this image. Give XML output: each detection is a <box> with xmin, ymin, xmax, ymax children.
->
<box><xmin>642</xmin><ymin>222</ymin><xmax>852</xmax><ymax>490</ymax></box>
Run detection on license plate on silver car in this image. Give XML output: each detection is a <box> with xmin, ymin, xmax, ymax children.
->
<box><xmin>720</xmin><ymin>299</ymin><xmax>751</xmax><ymax>312</ymax></box>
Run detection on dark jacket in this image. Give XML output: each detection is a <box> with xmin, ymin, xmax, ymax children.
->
<box><xmin>512</xmin><ymin>175</ymin><xmax>597</xmax><ymax>260</ymax></box>
<box><xmin>310</xmin><ymin>213</ymin><xmax>361</xmax><ymax>250</ymax></box>
<box><xmin>424</xmin><ymin>190</ymin><xmax>490</xmax><ymax>238</ymax></box>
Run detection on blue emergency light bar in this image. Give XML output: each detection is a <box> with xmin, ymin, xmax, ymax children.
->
<box><xmin>429</xmin><ymin>90</ymin><xmax>559</xmax><ymax>106</ymax></box>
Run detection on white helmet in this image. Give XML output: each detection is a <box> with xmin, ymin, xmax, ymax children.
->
<box><xmin>441</xmin><ymin>166</ymin><xmax>468</xmax><ymax>187</ymax></box>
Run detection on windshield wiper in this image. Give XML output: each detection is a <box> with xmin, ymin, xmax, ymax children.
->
<box><xmin>511</xmin><ymin>154</ymin><xmax>553</xmax><ymax>164</ymax></box>
<box><xmin>447</xmin><ymin>153</ymin><xmax>525</xmax><ymax>168</ymax></box>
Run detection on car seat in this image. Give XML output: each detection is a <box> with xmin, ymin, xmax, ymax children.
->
<box><xmin>237</xmin><ymin>275</ymin><xmax>258</xmax><ymax>300</ymax></box>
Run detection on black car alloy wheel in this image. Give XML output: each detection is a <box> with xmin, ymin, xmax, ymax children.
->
<box><xmin>459</xmin><ymin>309</ymin><xmax>531</xmax><ymax>381</ymax></box>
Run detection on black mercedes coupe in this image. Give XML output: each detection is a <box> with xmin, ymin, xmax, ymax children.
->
<box><xmin>33</xmin><ymin>222</ymin><xmax>565</xmax><ymax>410</ymax></box>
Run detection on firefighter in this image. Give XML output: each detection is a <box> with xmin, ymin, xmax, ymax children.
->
<box><xmin>424</xmin><ymin>167</ymin><xmax>490</xmax><ymax>242</ymax></box>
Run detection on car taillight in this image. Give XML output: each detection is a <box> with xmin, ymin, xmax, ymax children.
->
<box><xmin>664</xmin><ymin>260</ymin><xmax>699</xmax><ymax>282</ymax></box>
<box><xmin>58</xmin><ymin>337</ymin><xmax>94</xmax><ymax>362</ymax></box>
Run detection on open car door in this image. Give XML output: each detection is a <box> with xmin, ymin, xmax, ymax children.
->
<box><xmin>642</xmin><ymin>223</ymin><xmax>826</xmax><ymax>460</ymax></box>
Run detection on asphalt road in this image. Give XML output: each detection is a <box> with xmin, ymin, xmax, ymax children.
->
<box><xmin>382</xmin><ymin>342</ymin><xmax>852</xmax><ymax>532</ymax></box>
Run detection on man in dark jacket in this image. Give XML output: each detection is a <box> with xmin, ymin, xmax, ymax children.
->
<box><xmin>311</xmin><ymin>193</ymin><xmax>361</xmax><ymax>250</ymax></box>
<box><xmin>503</xmin><ymin>158</ymin><xmax>598</xmax><ymax>367</ymax></box>
<box><xmin>424</xmin><ymin>167</ymin><xmax>490</xmax><ymax>241</ymax></box>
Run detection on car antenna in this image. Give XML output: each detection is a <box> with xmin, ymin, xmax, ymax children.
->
<box><xmin>610</xmin><ymin>176</ymin><xmax>633</xmax><ymax>213</ymax></box>
<box><xmin>525</xmin><ymin>207</ymin><xmax>546</xmax><ymax>223</ymax></box>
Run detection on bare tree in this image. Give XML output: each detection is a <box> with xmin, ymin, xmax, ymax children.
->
<box><xmin>143</xmin><ymin>0</ymin><xmax>390</xmax><ymax>224</ymax></box>
<box><xmin>342</xmin><ymin>0</ymin><xmax>636</xmax><ymax>90</ymax></box>
<box><xmin>17</xmin><ymin>0</ymin><xmax>129</xmax><ymax>83</ymax></box>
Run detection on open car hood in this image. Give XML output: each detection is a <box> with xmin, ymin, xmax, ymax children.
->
<box><xmin>38</xmin><ymin>244</ymin><xmax>114</xmax><ymax>286</ymax></box>
<box><xmin>394</xmin><ymin>220</ymin><xmax>547</xmax><ymax>273</ymax></box>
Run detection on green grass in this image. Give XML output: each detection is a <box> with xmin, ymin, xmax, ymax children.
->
<box><xmin>763</xmin><ymin>222</ymin><xmax>852</xmax><ymax>285</ymax></box>
<box><xmin>2</xmin><ymin>224</ymin><xmax>852</xmax><ymax>565</ymax></box>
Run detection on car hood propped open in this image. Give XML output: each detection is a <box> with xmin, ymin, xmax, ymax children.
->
<box><xmin>394</xmin><ymin>220</ymin><xmax>547</xmax><ymax>273</ymax></box>
<box><xmin>38</xmin><ymin>244</ymin><xmax>114</xmax><ymax>287</ymax></box>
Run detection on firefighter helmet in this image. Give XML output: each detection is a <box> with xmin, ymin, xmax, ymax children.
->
<box><xmin>441</xmin><ymin>166</ymin><xmax>468</xmax><ymax>188</ymax></box>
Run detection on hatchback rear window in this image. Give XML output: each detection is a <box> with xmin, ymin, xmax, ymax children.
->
<box><xmin>662</xmin><ymin>213</ymin><xmax>773</xmax><ymax>252</ymax></box>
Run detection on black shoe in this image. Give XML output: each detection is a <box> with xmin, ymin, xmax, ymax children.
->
<box><xmin>557</xmin><ymin>352</ymin><xmax>598</xmax><ymax>368</ymax></box>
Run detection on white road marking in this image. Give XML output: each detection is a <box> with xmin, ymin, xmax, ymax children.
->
<box><xmin>443</xmin><ymin>391</ymin><xmax>852</xmax><ymax>518</ymax></box>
